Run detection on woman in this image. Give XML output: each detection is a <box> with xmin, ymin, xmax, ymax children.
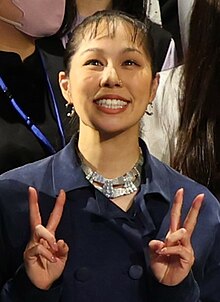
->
<box><xmin>0</xmin><ymin>11</ymin><xmax>219</xmax><ymax>302</ymax></box>
<box><xmin>143</xmin><ymin>0</ymin><xmax>220</xmax><ymax>200</ymax></box>
<box><xmin>0</xmin><ymin>0</ymin><xmax>74</xmax><ymax>173</ymax></box>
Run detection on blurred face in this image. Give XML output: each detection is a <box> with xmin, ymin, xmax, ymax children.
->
<box><xmin>0</xmin><ymin>0</ymin><xmax>65</xmax><ymax>37</ymax></box>
<box><xmin>60</xmin><ymin>20</ymin><xmax>158</xmax><ymax>136</ymax></box>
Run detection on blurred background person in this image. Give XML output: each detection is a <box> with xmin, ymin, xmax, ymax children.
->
<box><xmin>0</xmin><ymin>0</ymin><xmax>72</xmax><ymax>173</ymax></box>
<box><xmin>142</xmin><ymin>0</ymin><xmax>220</xmax><ymax>201</ymax></box>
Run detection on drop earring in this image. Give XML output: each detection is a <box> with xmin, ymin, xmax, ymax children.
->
<box><xmin>65</xmin><ymin>103</ymin><xmax>75</xmax><ymax>117</ymax></box>
<box><xmin>145</xmin><ymin>102</ymin><xmax>153</xmax><ymax>116</ymax></box>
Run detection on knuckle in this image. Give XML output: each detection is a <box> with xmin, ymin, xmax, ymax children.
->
<box><xmin>35</xmin><ymin>224</ymin><xmax>43</xmax><ymax>233</ymax></box>
<box><xmin>180</xmin><ymin>228</ymin><xmax>187</xmax><ymax>235</ymax></box>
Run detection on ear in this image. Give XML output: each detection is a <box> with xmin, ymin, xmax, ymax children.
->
<box><xmin>149</xmin><ymin>73</ymin><xmax>160</xmax><ymax>103</ymax></box>
<box><xmin>59</xmin><ymin>71</ymin><xmax>72</xmax><ymax>104</ymax></box>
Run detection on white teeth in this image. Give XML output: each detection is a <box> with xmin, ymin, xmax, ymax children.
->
<box><xmin>95</xmin><ymin>98</ymin><xmax>127</xmax><ymax>109</ymax></box>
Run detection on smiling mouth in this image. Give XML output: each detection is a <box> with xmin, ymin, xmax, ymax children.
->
<box><xmin>94</xmin><ymin>98</ymin><xmax>128</xmax><ymax>109</ymax></box>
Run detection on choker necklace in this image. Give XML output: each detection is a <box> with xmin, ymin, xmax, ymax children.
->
<box><xmin>81</xmin><ymin>153</ymin><xmax>144</xmax><ymax>199</ymax></box>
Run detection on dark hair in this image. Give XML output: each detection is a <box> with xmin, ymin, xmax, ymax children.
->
<box><xmin>64</xmin><ymin>10</ymin><xmax>155</xmax><ymax>75</ymax></box>
<box><xmin>172</xmin><ymin>0</ymin><xmax>220</xmax><ymax>192</ymax></box>
<box><xmin>63</xmin><ymin>10</ymin><xmax>156</xmax><ymax>135</ymax></box>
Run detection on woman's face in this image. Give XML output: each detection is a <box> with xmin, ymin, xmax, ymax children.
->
<box><xmin>60</xmin><ymin>20</ymin><xmax>158</xmax><ymax>136</ymax></box>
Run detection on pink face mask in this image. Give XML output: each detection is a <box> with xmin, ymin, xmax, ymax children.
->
<box><xmin>10</xmin><ymin>0</ymin><xmax>66</xmax><ymax>37</ymax></box>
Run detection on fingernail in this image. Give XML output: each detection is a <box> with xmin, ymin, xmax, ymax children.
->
<box><xmin>53</xmin><ymin>242</ymin><xmax>58</xmax><ymax>251</ymax></box>
<box><xmin>157</xmin><ymin>248</ymin><xmax>167</xmax><ymax>254</ymax></box>
<box><xmin>51</xmin><ymin>256</ymin><xmax>57</xmax><ymax>263</ymax></box>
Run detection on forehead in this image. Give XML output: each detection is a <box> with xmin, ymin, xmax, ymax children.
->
<box><xmin>77</xmin><ymin>19</ymin><xmax>145</xmax><ymax>49</ymax></box>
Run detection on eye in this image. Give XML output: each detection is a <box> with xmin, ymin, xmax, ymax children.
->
<box><xmin>84</xmin><ymin>59</ymin><xmax>103</xmax><ymax>66</ymax></box>
<box><xmin>122</xmin><ymin>60</ymin><xmax>140</xmax><ymax>67</ymax></box>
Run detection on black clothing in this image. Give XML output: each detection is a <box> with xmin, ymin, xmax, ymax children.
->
<box><xmin>0</xmin><ymin>37</ymin><xmax>69</xmax><ymax>174</ymax></box>
<box><xmin>159</xmin><ymin>0</ymin><xmax>183</xmax><ymax>62</ymax></box>
<box><xmin>149</xmin><ymin>21</ymin><xmax>173</xmax><ymax>72</ymax></box>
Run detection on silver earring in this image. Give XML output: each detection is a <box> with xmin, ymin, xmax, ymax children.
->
<box><xmin>66</xmin><ymin>103</ymin><xmax>75</xmax><ymax>117</ymax></box>
<box><xmin>145</xmin><ymin>103</ymin><xmax>153</xmax><ymax>116</ymax></box>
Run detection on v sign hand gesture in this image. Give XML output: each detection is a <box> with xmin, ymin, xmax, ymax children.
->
<box><xmin>149</xmin><ymin>188</ymin><xmax>204</xmax><ymax>286</ymax></box>
<box><xmin>24</xmin><ymin>187</ymin><xmax>69</xmax><ymax>290</ymax></box>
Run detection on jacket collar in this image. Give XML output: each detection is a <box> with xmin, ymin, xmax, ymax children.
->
<box><xmin>51</xmin><ymin>137</ymin><xmax>171</xmax><ymax>204</ymax></box>
<box><xmin>52</xmin><ymin>137</ymin><xmax>89</xmax><ymax>194</ymax></box>
<box><xmin>139</xmin><ymin>138</ymin><xmax>171</xmax><ymax>203</ymax></box>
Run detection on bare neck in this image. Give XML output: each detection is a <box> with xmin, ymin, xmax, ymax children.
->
<box><xmin>78</xmin><ymin>126</ymin><xmax>141</xmax><ymax>179</ymax></box>
<box><xmin>76</xmin><ymin>0</ymin><xmax>112</xmax><ymax>17</ymax></box>
<box><xmin>0</xmin><ymin>20</ymin><xmax>35</xmax><ymax>61</ymax></box>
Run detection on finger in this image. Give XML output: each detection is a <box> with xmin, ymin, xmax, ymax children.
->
<box><xmin>149</xmin><ymin>240</ymin><xmax>165</xmax><ymax>253</ymax></box>
<box><xmin>24</xmin><ymin>243</ymin><xmax>57</xmax><ymax>264</ymax></box>
<box><xmin>29</xmin><ymin>187</ymin><xmax>42</xmax><ymax>232</ymax></box>
<box><xmin>157</xmin><ymin>245</ymin><xmax>194</xmax><ymax>266</ymax></box>
<box><xmin>183</xmin><ymin>193</ymin><xmax>204</xmax><ymax>240</ymax></box>
<box><xmin>170</xmin><ymin>188</ymin><xmax>184</xmax><ymax>233</ymax></box>
<box><xmin>46</xmin><ymin>190</ymin><xmax>66</xmax><ymax>233</ymax></box>
<box><xmin>56</xmin><ymin>239</ymin><xmax>69</xmax><ymax>259</ymax></box>
<box><xmin>165</xmin><ymin>228</ymin><xmax>187</xmax><ymax>247</ymax></box>
<box><xmin>35</xmin><ymin>225</ymin><xmax>58</xmax><ymax>251</ymax></box>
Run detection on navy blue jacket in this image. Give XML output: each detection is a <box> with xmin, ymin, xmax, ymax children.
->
<box><xmin>0</xmin><ymin>139</ymin><xmax>219</xmax><ymax>301</ymax></box>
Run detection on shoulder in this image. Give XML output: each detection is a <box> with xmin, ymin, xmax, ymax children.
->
<box><xmin>36</xmin><ymin>36</ymin><xmax>64</xmax><ymax>56</ymax></box>
<box><xmin>36</xmin><ymin>36</ymin><xmax>65</xmax><ymax>74</ymax></box>
<box><xmin>0</xmin><ymin>140</ymin><xmax>79</xmax><ymax>196</ymax></box>
<box><xmin>148</xmin><ymin>151</ymin><xmax>219</xmax><ymax>213</ymax></box>
<box><xmin>0</xmin><ymin>154</ymin><xmax>54</xmax><ymax>189</ymax></box>
<box><xmin>162</xmin><ymin>159</ymin><xmax>219</xmax><ymax>217</ymax></box>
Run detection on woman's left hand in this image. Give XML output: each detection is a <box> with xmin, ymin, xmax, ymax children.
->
<box><xmin>149</xmin><ymin>188</ymin><xmax>204</xmax><ymax>286</ymax></box>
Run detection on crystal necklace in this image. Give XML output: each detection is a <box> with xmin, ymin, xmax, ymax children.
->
<box><xmin>80</xmin><ymin>152</ymin><xmax>144</xmax><ymax>199</ymax></box>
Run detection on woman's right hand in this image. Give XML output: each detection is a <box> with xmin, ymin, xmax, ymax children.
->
<box><xmin>23</xmin><ymin>187</ymin><xmax>69</xmax><ymax>290</ymax></box>
<box><xmin>149</xmin><ymin>188</ymin><xmax>203</xmax><ymax>286</ymax></box>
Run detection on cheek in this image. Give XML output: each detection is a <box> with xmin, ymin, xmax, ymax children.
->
<box><xmin>69</xmin><ymin>74</ymin><xmax>99</xmax><ymax>102</ymax></box>
<box><xmin>71</xmin><ymin>70</ymin><xmax>99</xmax><ymax>84</ymax></box>
<box><xmin>84</xmin><ymin>75</ymin><xmax>100</xmax><ymax>85</ymax></box>
<box><xmin>74</xmin><ymin>75</ymin><xmax>100</xmax><ymax>94</ymax></box>
<box><xmin>132</xmin><ymin>74</ymin><xmax>152</xmax><ymax>98</ymax></box>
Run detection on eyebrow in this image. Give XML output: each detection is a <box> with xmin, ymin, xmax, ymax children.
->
<box><xmin>80</xmin><ymin>47</ymin><xmax>144</xmax><ymax>56</ymax></box>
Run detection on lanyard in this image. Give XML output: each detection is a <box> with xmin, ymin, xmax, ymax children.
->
<box><xmin>0</xmin><ymin>51</ymin><xmax>66</xmax><ymax>154</ymax></box>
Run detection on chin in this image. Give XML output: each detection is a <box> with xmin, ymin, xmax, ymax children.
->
<box><xmin>96</xmin><ymin>125</ymin><xmax>136</xmax><ymax>139</ymax></box>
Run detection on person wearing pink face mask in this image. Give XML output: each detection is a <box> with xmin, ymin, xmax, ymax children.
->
<box><xmin>0</xmin><ymin>0</ymin><xmax>75</xmax><ymax>174</ymax></box>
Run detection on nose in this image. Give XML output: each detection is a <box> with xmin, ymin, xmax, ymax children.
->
<box><xmin>99</xmin><ymin>66</ymin><xmax>122</xmax><ymax>88</ymax></box>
